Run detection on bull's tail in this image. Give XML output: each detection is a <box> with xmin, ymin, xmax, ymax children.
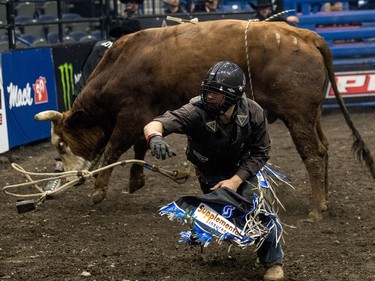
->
<box><xmin>317</xmin><ymin>38</ymin><xmax>375</xmax><ymax>178</ymax></box>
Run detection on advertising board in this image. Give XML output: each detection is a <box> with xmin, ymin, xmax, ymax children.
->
<box><xmin>1</xmin><ymin>48</ymin><xmax>57</xmax><ymax>149</ymax></box>
<box><xmin>325</xmin><ymin>70</ymin><xmax>375</xmax><ymax>107</ymax></box>
<box><xmin>52</xmin><ymin>42</ymin><xmax>95</xmax><ymax>111</ymax></box>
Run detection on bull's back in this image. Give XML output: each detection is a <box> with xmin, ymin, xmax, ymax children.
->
<box><xmin>85</xmin><ymin>20</ymin><xmax>328</xmax><ymax>117</ymax></box>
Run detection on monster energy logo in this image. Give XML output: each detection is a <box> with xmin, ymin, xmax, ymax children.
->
<box><xmin>58</xmin><ymin>63</ymin><xmax>74</xmax><ymax>110</ymax></box>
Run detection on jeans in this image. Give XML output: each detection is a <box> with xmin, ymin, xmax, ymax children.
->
<box><xmin>198</xmin><ymin>175</ymin><xmax>284</xmax><ymax>268</ymax></box>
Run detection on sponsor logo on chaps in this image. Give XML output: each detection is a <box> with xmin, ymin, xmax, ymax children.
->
<box><xmin>194</xmin><ymin>203</ymin><xmax>241</xmax><ymax>236</ymax></box>
<box><xmin>33</xmin><ymin>76</ymin><xmax>48</xmax><ymax>104</ymax></box>
<box><xmin>222</xmin><ymin>205</ymin><xmax>235</xmax><ymax>218</ymax></box>
<box><xmin>326</xmin><ymin>71</ymin><xmax>375</xmax><ymax>98</ymax></box>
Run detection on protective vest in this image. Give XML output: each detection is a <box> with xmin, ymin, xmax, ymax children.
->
<box><xmin>186</xmin><ymin>95</ymin><xmax>252</xmax><ymax>177</ymax></box>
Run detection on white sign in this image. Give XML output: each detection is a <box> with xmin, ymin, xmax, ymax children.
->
<box><xmin>0</xmin><ymin>63</ymin><xmax>10</xmax><ymax>154</ymax></box>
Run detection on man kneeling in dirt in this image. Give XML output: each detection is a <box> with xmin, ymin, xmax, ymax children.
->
<box><xmin>144</xmin><ymin>61</ymin><xmax>285</xmax><ymax>281</ymax></box>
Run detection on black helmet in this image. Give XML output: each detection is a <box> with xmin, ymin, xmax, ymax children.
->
<box><xmin>201</xmin><ymin>61</ymin><xmax>246</xmax><ymax>115</ymax></box>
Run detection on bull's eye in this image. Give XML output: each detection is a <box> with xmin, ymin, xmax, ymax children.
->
<box><xmin>57</xmin><ymin>141</ymin><xmax>65</xmax><ymax>153</ymax></box>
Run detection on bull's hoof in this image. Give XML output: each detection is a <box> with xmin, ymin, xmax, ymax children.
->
<box><xmin>321</xmin><ymin>203</ymin><xmax>328</xmax><ymax>212</ymax></box>
<box><xmin>128</xmin><ymin>176</ymin><xmax>145</xmax><ymax>193</ymax></box>
<box><xmin>92</xmin><ymin>189</ymin><xmax>106</xmax><ymax>204</ymax></box>
<box><xmin>304</xmin><ymin>210</ymin><xmax>323</xmax><ymax>222</ymax></box>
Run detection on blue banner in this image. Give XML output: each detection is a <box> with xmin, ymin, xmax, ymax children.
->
<box><xmin>2</xmin><ymin>48</ymin><xmax>57</xmax><ymax>149</ymax></box>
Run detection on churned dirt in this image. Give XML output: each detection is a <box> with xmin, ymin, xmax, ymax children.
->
<box><xmin>0</xmin><ymin>108</ymin><xmax>374</xmax><ymax>281</ymax></box>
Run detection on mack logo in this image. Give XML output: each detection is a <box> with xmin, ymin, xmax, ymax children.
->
<box><xmin>33</xmin><ymin>76</ymin><xmax>48</xmax><ymax>104</ymax></box>
<box><xmin>7</xmin><ymin>82</ymin><xmax>33</xmax><ymax>109</ymax></box>
<box><xmin>58</xmin><ymin>63</ymin><xmax>80</xmax><ymax>110</ymax></box>
<box><xmin>326</xmin><ymin>72</ymin><xmax>375</xmax><ymax>98</ymax></box>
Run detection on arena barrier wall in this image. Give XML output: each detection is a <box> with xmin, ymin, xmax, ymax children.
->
<box><xmin>2</xmin><ymin>48</ymin><xmax>57</xmax><ymax>149</ymax></box>
<box><xmin>0</xmin><ymin>42</ymin><xmax>94</xmax><ymax>153</ymax></box>
<box><xmin>52</xmin><ymin>42</ymin><xmax>95</xmax><ymax>112</ymax></box>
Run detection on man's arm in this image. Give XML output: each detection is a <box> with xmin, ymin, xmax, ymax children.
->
<box><xmin>144</xmin><ymin>121</ymin><xmax>173</xmax><ymax>160</ymax></box>
<box><xmin>143</xmin><ymin>120</ymin><xmax>164</xmax><ymax>138</ymax></box>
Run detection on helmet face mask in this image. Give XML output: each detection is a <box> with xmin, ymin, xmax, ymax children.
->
<box><xmin>200</xmin><ymin>61</ymin><xmax>246</xmax><ymax>115</ymax></box>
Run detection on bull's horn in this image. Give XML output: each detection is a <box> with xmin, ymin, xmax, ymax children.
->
<box><xmin>166</xmin><ymin>16</ymin><xmax>183</xmax><ymax>23</ymax></box>
<box><xmin>34</xmin><ymin>110</ymin><xmax>63</xmax><ymax>125</ymax></box>
<box><xmin>166</xmin><ymin>16</ymin><xmax>198</xmax><ymax>24</ymax></box>
<box><xmin>190</xmin><ymin>17</ymin><xmax>199</xmax><ymax>24</ymax></box>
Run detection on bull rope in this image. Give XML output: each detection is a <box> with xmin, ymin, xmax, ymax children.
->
<box><xmin>2</xmin><ymin>160</ymin><xmax>191</xmax><ymax>203</ymax></box>
<box><xmin>264</xmin><ymin>10</ymin><xmax>297</xmax><ymax>22</ymax></box>
<box><xmin>244</xmin><ymin>20</ymin><xmax>256</xmax><ymax>100</ymax></box>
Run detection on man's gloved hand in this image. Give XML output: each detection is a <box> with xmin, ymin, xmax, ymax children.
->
<box><xmin>148</xmin><ymin>135</ymin><xmax>173</xmax><ymax>160</ymax></box>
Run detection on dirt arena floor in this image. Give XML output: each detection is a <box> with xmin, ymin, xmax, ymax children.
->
<box><xmin>0</xmin><ymin>108</ymin><xmax>374</xmax><ymax>281</ymax></box>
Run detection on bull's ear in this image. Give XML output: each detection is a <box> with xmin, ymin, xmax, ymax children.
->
<box><xmin>66</xmin><ymin>110</ymin><xmax>94</xmax><ymax>128</ymax></box>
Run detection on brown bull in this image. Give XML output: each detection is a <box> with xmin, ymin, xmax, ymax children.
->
<box><xmin>35</xmin><ymin>20</ymin><xmax>375</xmax><ymax>221</ymax></box>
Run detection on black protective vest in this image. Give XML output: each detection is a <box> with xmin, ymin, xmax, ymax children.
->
<box><xmin>186</xmin><ymin>96</ymin><xmax>252</xmax><ymax>176</ymax></box>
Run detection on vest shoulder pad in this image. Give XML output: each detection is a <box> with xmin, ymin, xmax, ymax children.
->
<box><xmin>189</xmin><ymin>96</ymin><xmax>202</xmax><ymax>106</ymax></box>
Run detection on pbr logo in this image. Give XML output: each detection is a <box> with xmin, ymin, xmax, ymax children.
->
<box><xmin>326</xmin><ymin>71</ymin><xmax>375</xmax><ymax>98</ymax></box>
<box><xmin>33</xmin><ymin>76</ymin><xmax>48</xmax><ymax>104</ymax></box>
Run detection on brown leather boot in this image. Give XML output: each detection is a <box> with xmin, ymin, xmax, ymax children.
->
<box><xmin>263</xmin><ymin>265</ymin><xmax>284</xmax><ymax>281</ymax></box>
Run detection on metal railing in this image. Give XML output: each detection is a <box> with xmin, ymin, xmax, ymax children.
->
<box><xmin>0</xmin><ymin>0</ymin><xmax>110</xmax><ymax>50</ymax></box>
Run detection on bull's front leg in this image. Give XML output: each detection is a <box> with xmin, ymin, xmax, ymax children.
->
<box><xmin>91</xmin><ymin>130</ymin><xmax>135</xmax><ymax>204</ymax></box>
<box><xmin>92</xmin><ymin>167</ymin><xmax>115</xmax><ymax>204</ymax></box>
<box><xmin>129</xmin><ymin>138</ymin><xmax>148</xmax><ymax>193</ymax></box>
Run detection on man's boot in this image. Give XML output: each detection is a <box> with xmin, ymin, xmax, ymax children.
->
<box><xmin>263</xmin><ymin>265</ymin><xmax>284</xmax><ymax>281</ymax></box>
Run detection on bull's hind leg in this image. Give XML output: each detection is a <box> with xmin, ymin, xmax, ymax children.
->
<box><xmin>316</xmin><ymin>117</ymin><xmax>329</xmax><ymax>197</ymax></box>
<box><xmin>129</xmin><ymin>138</ymin><xmax>148</xmax><ymax>193</ymax></box>
<box><xmin>283</xmin><ymin>116</ymin><xmax>328</xmax><ymax>221</ymax></box>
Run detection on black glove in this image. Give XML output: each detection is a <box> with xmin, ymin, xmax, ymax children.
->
<box><xmin>149</xmin><ymin>135</ymin><xmax>173</xmax><ymax>160</ymax></box>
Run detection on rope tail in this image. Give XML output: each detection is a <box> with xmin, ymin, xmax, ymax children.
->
<box><xmin>264</xmin><ymin>9</ymin><xmax>296</xmax><ymax>22</ymax></box>
<box><xmin>317</xmin><ymin>38</ymin><xmax>375</xmax><ymax>179</ymax></box>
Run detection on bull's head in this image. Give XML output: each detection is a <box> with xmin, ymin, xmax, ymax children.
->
<box><xmin>35</xmin><ymin>110</ymin><xmax>104</xmax><ymax>175</ymax></box>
